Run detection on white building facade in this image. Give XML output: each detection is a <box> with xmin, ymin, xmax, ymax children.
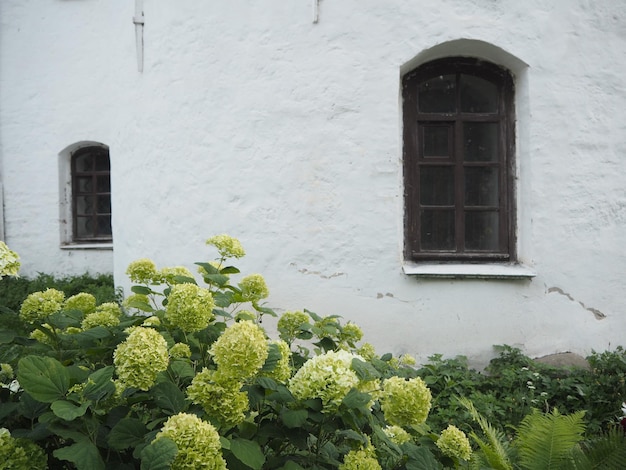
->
<box><xmin>1</xmin><ymin>0</ymin><xmax>625</xmax><ymax>365</ymax></box>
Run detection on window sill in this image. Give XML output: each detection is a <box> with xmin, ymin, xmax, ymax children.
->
<box><xmin>402</xmin><ymin>262</ymin><xmax>536</xmax><ymax>279</ymax></box>
<box><xmin>61</xmin><ymin>243</ymin><xmax>113</xmax><ymax>251</ymax></box>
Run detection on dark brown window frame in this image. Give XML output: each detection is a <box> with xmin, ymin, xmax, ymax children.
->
<box><xmin>71</xmin><ymin>146</ymin><xmax>112</xmax><ymax>243</ymax></box>
<box><xmin>403</xmin><ymin>57</ymin><xmax>515</xmax><ymax>262</ymax></box>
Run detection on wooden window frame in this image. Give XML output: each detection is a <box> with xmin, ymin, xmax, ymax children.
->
<box><xmin>71</xmin><ymin>147</ymin><xmax>112</xmax><ymax>243</ymax></box>
<box><xmin>403</xmin><ymin>57</ymin><xmax>515</xmax><ymax>262</ymax></box>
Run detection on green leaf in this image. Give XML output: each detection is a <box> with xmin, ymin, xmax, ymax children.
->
<box><xmin>17</xmin><ymin>355</ymin><xmax>70</xmax><ymax>403</ymax></box>
<box><xmin>195</xmin><ymin>262</ymin><xmax>219</xmax><ymax>274</ymax></box>
<box><xmin>0</xmin><ymin>330</ymin><xmax>16</xmax><ymax>343</ymax></box>
<box><xmin>260</xmin><ymin>343</ymin><xmax>282</xmax><ymax>374</ymax></box>
<box><xmin>51</xmin><ymin>400</ymin><xmax>90</xmax><ymax>421</ymax></box>
<box><xmin>141</xmin><ymin>437</ymin><xmax>178</xmax><ymax>470</ymax></box>
<box><xmin>151</xmin><ymin>381</ymin><xmax>188</xmax><ymax>414</ymax></box>
<box><xmin>108</xmin><ymin>418</ymin><xmax>148</xmax><ymax>450</ymax></box>
<box><xmin>256</xmin><ymin>377</ymin><xmax>279</xmax><ymax>391</ymax></box>
<box><xmin>170</xmin><ymin>359</ymin><xmax>196</xmax><ymax>380</ymax></box>
<box><xmin>404</xmin><ymin>444</ymin><xmax>442</xmax><ymax>469</ymax></box>
<box><xmin>54</xmin><ymin>441</ymin><xmax>105</xmax><ymax>470</ymax></box>
<box><xmin>229</xmin><ymin>438</ymin><xmax>265</xmax><ymax>470</ymax></box>
<box><xmin>281</xmin><ymin>409</ymin><xmax>308</xmax><ymax>428</ymax></box>
<box><xmin>341</xmin><ymin>389</ymin><xmax>372</xmax><ymax>409</ymax></box>
<box><xmin>351</xmin><ymin>358</ymin><xmax>381</xmax><ymax>381</ymax></box>
<box><xmin>172</xmin><ymin>275</ymin><xmax>197</xmax><ymax>284</ymax></box>
<box><xmin>279</xmin><ymin>462</ymin><xmax>305</xmax><ymax>470</ymax></box>
<box><xmin>127</xmin><ymin>298</ymin><xmax>154</xmax><ymax>312</ymax></box>
<box><xmin>131</xmin><ymin>285</ymin><xmax>155</xmax><ymax>295</ymax></box>
<box><xmin>83</xmin><ymin>366</ymin><xmax>115</xmax><ymax>401</ymax></box>
<box><xmin>220</xmin><ymin>266</ymin><xmax>240</xmax><ymax>274</ymax></box>
<box><xmin>380</xmin><ymin>353</ymin><xmax>393</xmax><ymax>362</ymax></box>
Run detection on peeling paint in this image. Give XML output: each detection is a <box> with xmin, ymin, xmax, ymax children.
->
<box><xmin>547</xmin><ymin>287</ymin><xmax>606</xmax><ymax>320</ymax></box>
<box><xmin>298</xmin><ymin>267</ymin><xmax>345</xmax><ymax>279</ymax></box>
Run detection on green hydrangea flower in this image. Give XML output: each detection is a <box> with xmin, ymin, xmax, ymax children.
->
<box><xmin>126</xmin><ymin>258</ymin><xmax>159</xmax><ymax>284</ymax></box>
<box><xmin>289</xmin><ymin>350</ymin><xmax>361</xmax><ymax>410</ymax></box>
<box><xmin>19</xmin><ymin>288</ymin><xmax>65</xmax><ymax>324</ymax></box>
<box><xmin>0</xmin><ymin>364</ymin><xmax>13</xmax><ymax>384</ymax></box>
<box><xmin>277</xmin><ymin>310</ymin><xmax>309</xmax><ymax>342</ymax></box>
<box><xmin>210</xmin><ymin>321</ymin><xmax>268</xmax><ymax>380</ymax></box>
<box><xmin>436</xmin><ymin>424</ymin><xmax>472</xmax><ymax>460</ymax></box>
<box><xmin>160</xmin><ymin>266</ymin><xmax>194</xmax><ymax>284</ymax></box>
<box><xmin>0</xmin><ymin>241</ymin><xmax>20</xmax><ymax>279</ymax></box>
<box><xmin>340</xmin><ymin>322</ymin><xmax>364</xmax><ymax>345</ymax></box>
<box><xmin>266</xmin><ymin>339</ymin><xmax>292</xmax><ymax>382</ymax></box>
<box><xmin>64</xmin><ymin>292</ymin><xmax>96</xmax><ymax>314</ymax></box>
<box><xmin>206</xmin><ymin>234</ymin><xmax>245</xmax><ymax>259</ymax></box>
<box><xmin>155</xmin><ymin>413</ymin><xmax>227</xmax><ymax>470</ymax></box>
<box><xmin>383</xmin><ymin>425</ymin><xmax>411</xmax><ymax>445</ymax></box>
<box><xmin>81</xmin><ymin>302</ymin><xmax>121</xmax><ymax>329</ymax></box>
<box><xmin>187</xmin><ymin>369</ymin><xmax>248</xmax><ymax>428</ymax></box>
<box><xmin>339</xmin><ymin>446</ymin><xmax>381</xmax><ymax>470</ymax></box>
<box><xmin>113</xmin><ymin>327</ymin><xmax>169</xmax><ymax>390</ymax></box>
<box><xmin>142</xmin><ymin>315</ymin><xmax>161</xmax><ymax>327</ymax></box>
<box><xmin>357</xmin><ymin>343</ymin><xmax>377</xmax><ymax>361</ymax></box>
<box><xmin>29</xmin><ymin>324</ymin><xmax>57</xmax><ymax>345</ymax></box>
<box><xmin>169</xmin><ymin>343</ymin><xmax>192</xmax><ymax>359</ymax></box>
<box><xmin>237</xmin><ymin>274</ymin><xmax>269</xmax><ymax>302</ymax></box>
<box><xmin>0</xmin><ymin>428</ymin><xmax>47</xmax><ymax>469</ymax></box>
<box><xmin>166</xmin><ymin>283</ymin><xmax>215</xmax><ymax>332</ymax></box>
<box><xmin>380</xmin><ymin>376</ymin><xmax>432</xmax><ymax>427</ymax></box>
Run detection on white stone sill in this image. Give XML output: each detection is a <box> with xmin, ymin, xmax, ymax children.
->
<box><xmin>403</xmin><ymin>262</ymin><xmax>536</xmax><ymax>279</ymax></box>
<box><xmin>60</xmin><ymin>243</ymin><xmax>113</xmax><ymax>251</ymax></box>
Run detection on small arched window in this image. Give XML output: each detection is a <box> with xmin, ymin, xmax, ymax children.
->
<box><xmin>403</xmin><ymin>57</ymin><xmax>515</xmax><ymax>262</ymax></box>
<box><xmin>71</xmin><ymin>146</ymin><xmax>112</xmax><ymax>242</ymax></box>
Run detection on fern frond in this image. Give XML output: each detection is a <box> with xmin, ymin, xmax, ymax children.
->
<box><xmin>571</xmin><ymin>426</ymin><xmax>626</xmax><ymax>470</ymax></box>
<box><xmin>516</xmin><ymin>408</ymin><xmax>586</xmax><ymax>470</ymax></box>
<box><xmin>458</xmin><ymin>396</ymin><xmax>514</xmax><ymax>470</ymax></box>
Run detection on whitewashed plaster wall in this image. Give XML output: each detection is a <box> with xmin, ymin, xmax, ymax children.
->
<box><xmin>1</xmin><ymin>0</ymin><xmax>625</xmax><ymax>366</ymax></box>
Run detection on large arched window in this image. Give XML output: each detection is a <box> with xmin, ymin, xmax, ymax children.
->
<box><xmin>403</xmin><ymin>57</ymin><xmax>515</xmax><ymax>262</ymax></box>
<box><xmin>70</xmin><ymin>146</ymin><xmax>112</xmax><ymax>242</ymax></box>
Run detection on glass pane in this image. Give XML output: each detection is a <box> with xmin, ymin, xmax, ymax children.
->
<box><xmin>97</xmin><ymin>216</ymin><xmax>112</xmax><ymax>236</ymax></box>
<box><xmin>76</xmin><ymin>217</ymin><xmax>93</xmax><ymax>238</ymax></box>
<box><xmin>97</xmin><ymin>175</ymin><xmax>111</xmax><ymax>192</ymax></box>
<box><xmin>95</xmin><ymin>153</ymin><xmax>110</xmax><ymax>171</ymax></box>
<box><xmin>420</xmin><ymin>167</ymin><xmax>454</xmax><ymax>205</ymax></box>
<box><xmin>74</xmin><ymin>154</ymin><xmax>93</xmax><ymax>172</ymax></box>
<box><xmin>464</xmin><ymin>123</ymin><xmax>498</xmax><ymax>162</ymax></box>
<box><xmin>460</xmin><ymin>75</ymin><xmax>498</xmax><ymax>113</ymax></box>
<box><xmin>97</xmin><ymin>195</ymin><xmax>111</xmax><ymax>214</ymax></box>
<box><xmin>418</xmin><ymin>74</ymin><xmax>456</xmax><ymax>113</ymax></box>
<box><xmin>77</xmin><ymin>177</ymin><xmax>92</xmax><ymax>193</ymax></box>
<box><xmin>76</xmin><ymin>196</ymin><xmax>94</xmax><ymax>215</ymax></box>
<box><xmin>465</xmin><ymin>211</ymin><xmax>499</xmax><ymax>250</ymax></box>
<box><xmin>465</xmin><ymin>167</ymin><xmax>499</xmax><ymax>206</ymax></box>
<box><xmin>422</xmin><ymin>126</ymin><xmax>450</xmax><ymax>157</ymax></box>
<box><xmin>421</xmin><ymin>210</ymin><xmax>455</xmax><ymax>250</ymax></box>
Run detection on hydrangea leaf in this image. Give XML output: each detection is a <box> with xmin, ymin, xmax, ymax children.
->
<box><xmin>351</xmin><ymin>358</ymin><xmax>381</xmax><ymax>381</ymax></box>
<box><xmin>229</xmin><ymin>438</ymin><xmax>266</xmax><ymax>470</ymax></box>
<box><xmin>83</xmin><ymin>366</ymin><xmax>115</xmax><ymax>401</ymax></box>
<box><xmin>281</xmin><ymin>409</ymin><xmax>308</xmax><ymax>428</ymax></box>
<box><xmin>54</xmin><ymin>441</ymin><xmax>105</xmax><ymax>470</ymax></box>
<box><xmin>17</xmin><ymin>356</ymin><xmax>70</xmax><ymax>403</ymax></box>
<box><xmin>140</xmin><ymin>437</ymin><xmax>177</xmax><ymax>470</ymax></box>
<box><xmin>51</xmin><ymin>400</ymin><xmax>90</xmax><ymax>421</ymax></box>
<box><xmin>108</xmin><ymin>418</ymin><xmax>148</xmax><ymax>450</ymax></box>
<box><xmin>151</xmin><ymin>381</ymin><xmax>188</xmax><ymax>414</ymax></box>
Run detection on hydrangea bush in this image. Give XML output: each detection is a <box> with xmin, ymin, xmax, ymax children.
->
<box><xmin>0</xmin><ymin>236</ymin><xmax>474</xmax><ymax>469</ymax></box>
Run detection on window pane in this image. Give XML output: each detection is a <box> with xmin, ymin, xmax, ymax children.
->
<box><xmin>95</xmin><ymin>153</ymin><xmax>110</xmax><ymax>171</ymax></box>
<box><xmin>422</xmin><ymin>126</ymin><xmax>450</xmax><ymax>157</ymax></box>
<box><xmin>460</xmin><ymin>75</ymin><xmax>498</xmax><ymax>113</ymax></box>
<box><xmin>420</xmin><ymin>167</ymin><xmax>454</xmax><ymax>205</ymax></box>
<box><xmin>421</xmin><ymin>210</ymin><xmax>455</xmax><ymax>250</ymax></box>
<box><xmin>76</xmin><ymin>217</ymin><xmax>92</xmax><ymax>238</ymax></box>
<box><xmin>97</xmin><ymin>216</ymin><xmax>112</xmax><ymax>236</ymax></box>
<box><xmin>77</xmin><ymin>177</ymin><xmax>92</xmax><ymax>193</ymax></box>
<box><xmin>418</xmin><ymin>74</ymin><xmax>456</xmax><ymax>113</ymax></box>
<box><xmin>465</xmin><ymin>211</ymin><xmax>499</xmax><ymax>250</ymax></box>
<box><xmin>465</xmin><ymin>167</ymin><xmax>499</xmax><ymax>206</ymax></box>
<box><xmin>97</xmin><ymin>175</ymin><xmax>111</xmax><ymax>192</ymax></box>
<box><xmin>76</xmin><ymin>196</ymin><xmax>94</xmax><ymax>215</ymax></box>
<box><xmin>97</xmin><ymin>195</ymin><xmax>111</xmax><ymax>214</ymax></box>
<box><xmin>74</xmin><ymin>154</ymin><xmax>93</xmax><ymax>172</ymax></box>
<box><xmin>464</xmin><ymin>123</ymin><xmax>498</xmax><ymax>162</ymax></box>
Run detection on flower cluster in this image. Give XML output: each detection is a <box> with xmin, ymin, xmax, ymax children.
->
<box><xmin>0</xmin><ymin>241</ymin><xmax>20</xmax><ymax>279</ymax></box>
<box><xmin>210</xmin><ymin>321</ymin><xmax>268</xmax><ymax>380</ymax></box>
<box><xmin>155</xmin><ymin>413</ymin><xmax>227</xmax><ymax>470</ymax></box>
<box><xmin>187</xmin><ymin>369</ymin><xmax>249</xmax><ymax>428</ymax></box>
<box><xmin>277</xmin><ymin>310</ymin><xmax>309</xmax><ymax>342</ymax></box>
<box><xmin>380</xmin><ymin>376</ymin><xmax>432</xmax><ymax>427</ymax></box>
<box><xmin>81</xmin><ymin>302</ymin><xmax>122</xmax><ymax>330</ymax></box>
<box><xmin>169</xmin><ymin>343</ymin><xmax>191</xmax><ymax>359</ymax></box>
<box><xmin>383</xmin><ymin>425</ymin><xmax>412</xmax><ymax>445</ymax></box>
<box><xmin>19</xmin><ymin>288</ymin><xmax>65</xmax><ymax>324</ymax></box>
<box><xmin>64</xmin><ymin>292</ymin><xmax>97</xmax><ymax>314</ymax></box>
<box><xmin>436</xmin><ymin>424</ymin><xmax>472</xmax><ymax>460</ymax></box>
<box><xmin>160</xmin><ymin>266</ymin><xmax>194</xmax><ymax>284</ymax></box>
<box><xmin>339</xmin><ymin>446</ymin><xmax>382</xmax><ymax>470</ymax></box>
<box><xmin>289</xmin><ymin>349</ymin><xmax>361</xmax><ymax>410</ymax></box>
<box><xmin>0</xmin><ymin>364</ymin><xmax>13</xmax><ymax>384</ymax></box>
<box><xmin>0</xmin><ymin>428</ymin><xmax>47</xmax><ymax>470</ymax></box>
<box><xmin>266</xmin><ymin>339</ymin><xmax>292</xmax><ymax>382</ymax></box>
<box><xmin>126</xmin><ymin>258</ymin><xmax>159</xmax><ymax>284</ymax></box>
<box><xmin>206</xmin><ymin>234</ymin><xmax>245</xmax><ymax>259</ymax></box>
<box><xmin>166</xmin><ymin>283</ymin><xmax>215</xmax><ymax>332</ymax></box>
<box><xmin>113</xmin><ymin>327</ymin><xmax>169</xmax><ymax>390</ymax></box>
<box><xmin>237</xmin><ymin>274</ymin><xmax>269</xmax><ymax>302</ymax></box>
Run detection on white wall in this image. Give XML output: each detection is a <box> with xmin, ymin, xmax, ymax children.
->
<box><xmin>2</xmin><ymin>0</ymin><xmax>625</xmax><ymax>365</ymax></box>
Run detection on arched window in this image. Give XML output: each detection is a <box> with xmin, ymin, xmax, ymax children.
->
<box><xmin>70</xmin><ymin>146</ymin><xmax>112</xmax><ymax>242</ymax></box>
<box><xmin>403</xmin><ymin>57</ymin><xmax>515</xmax><ymax>262</ymax></box>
